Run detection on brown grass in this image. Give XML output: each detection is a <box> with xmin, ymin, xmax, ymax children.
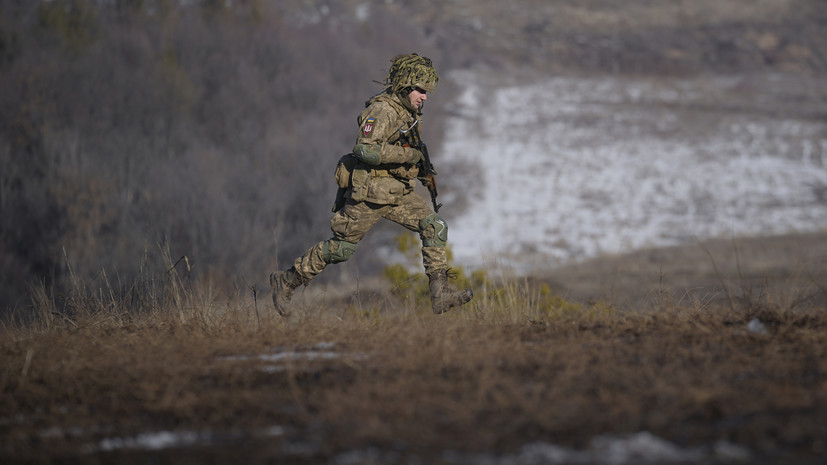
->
<box><xmin>3</xmin><ymin>239</ymin><xmax>827</xmax><ymax>464</ymax></box>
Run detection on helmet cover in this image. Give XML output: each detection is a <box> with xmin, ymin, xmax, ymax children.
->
<box><xmin>384</xmin><ymin>53</ymin><xmax>439</xmax><ymax>94</ymax></box>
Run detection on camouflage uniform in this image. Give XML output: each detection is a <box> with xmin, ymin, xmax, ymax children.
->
<box><xmin>271</xmin><ymin>54</ymin><xmax>472</xmax><ymax>316</ymax></box>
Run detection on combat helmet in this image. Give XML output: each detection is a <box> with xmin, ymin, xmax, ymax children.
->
<box><xmin>384</xmin><ymin>53</ymin><xmax>439</xmax><ymax>95</ymax></box>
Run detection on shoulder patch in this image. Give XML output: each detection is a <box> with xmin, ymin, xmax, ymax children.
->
<box><xmin>362</xmin><ymin>117</ymin><xmax>376</xmax><ymax>137</ymax></box>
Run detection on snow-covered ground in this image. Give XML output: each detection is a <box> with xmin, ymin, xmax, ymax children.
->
<box><xmin>441</xmin><ymin>72</ymin><xmax>827</xmax><ymax>270</ymax></box>
<box><xmin>84</xmin><ymin>428</ymin><xmax>750</xmax><ymax>464</ymax></box>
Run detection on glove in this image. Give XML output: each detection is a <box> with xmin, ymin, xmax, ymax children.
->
<box><xmin>406</xmin><ymin>147</ymin><xmax>424</xmax><ymax>165</ymax></box>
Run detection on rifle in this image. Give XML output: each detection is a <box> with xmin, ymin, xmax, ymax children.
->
<box><xmin>405</xmin><ymin>115</ymin><xmax>442</xmax><ymax>213</ymax></box>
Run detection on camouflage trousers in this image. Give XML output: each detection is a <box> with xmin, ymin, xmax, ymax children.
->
<box><xmin>291</xmin><ymin>192</ymin><xmax>448</xmax><ymax>281</ymax></box>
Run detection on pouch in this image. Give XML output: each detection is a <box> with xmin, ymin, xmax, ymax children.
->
<box><xmin>334</xmin><ymin>154</ymin><xmax>358</xmax><ymax>189</ymax></box>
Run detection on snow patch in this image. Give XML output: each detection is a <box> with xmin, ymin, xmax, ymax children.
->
<box><xmin>334</xmin><ymin>432</ymin><xmax>750</xmax><ymax>464</ymax></box>
<box><xmin>219</xmin><ymin>342</ymin><xmax>367</xmax><ymax>373</ymax></box>
<box><xmin>451</xmin><ymin>432</ymin><xmax>751</xmax><ymax>464</ymax></box>
<box><xmin>442</xmin><ymin>73</ymin><xmax>827</xmax><ymax>270</ymax></box>
<box><xmin>98</xmin><ymin>430</ymin><xmax>202</xmax><ymax>451</ymax></box>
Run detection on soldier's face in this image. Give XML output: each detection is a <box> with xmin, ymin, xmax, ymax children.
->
<box><xmin>408</xmin><ymin>87</ymin><xmax>428</xmax><ymax>109</ymax></box>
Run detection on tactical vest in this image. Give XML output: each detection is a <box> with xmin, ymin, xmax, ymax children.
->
<box><xmin>334</xmin><ymin>94</ymin><xmax>418</xmax><ymax>205</ymax></box>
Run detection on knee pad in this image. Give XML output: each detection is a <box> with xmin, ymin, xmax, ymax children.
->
<box><xmin>322</xmin><ymin>239</ymin><xmax>357</xmax><ymax>264</ymax></box>
<box><xmin>418</xmin><ymin>213</ymin><xmax>448</xmax><ymax>248</ymax></box>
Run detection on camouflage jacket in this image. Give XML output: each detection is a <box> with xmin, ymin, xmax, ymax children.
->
<box><xmin>345</xmin><ymin>91</ymin><xmax>422</xmax><ymax>205</ymax></box>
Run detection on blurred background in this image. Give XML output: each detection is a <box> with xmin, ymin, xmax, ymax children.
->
<box><xmin>1</xmin><ymin>0</ymin><xmax>825</xmax><ymax>315</ymax></box>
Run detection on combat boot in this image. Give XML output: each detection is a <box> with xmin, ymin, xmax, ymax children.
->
<box><xmin>269</xmin><ymin>267</ymin><xmax>305</xmax><ymax>317</ymax></box>
<box><xmin>428</xmin><ymin>269</ymin><xmax>473</xmax><ymax>314</ymax></box>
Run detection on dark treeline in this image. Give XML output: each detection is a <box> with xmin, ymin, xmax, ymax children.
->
<box><xmin>0</xmin><ymin>0</ymin><xmax>444</xmax><ymax>314</ymax></box>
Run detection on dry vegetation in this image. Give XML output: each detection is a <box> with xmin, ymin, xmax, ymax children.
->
<box><xmin>2</xmin><ymin>234</ymin><xmax>826</xmax><ymax>464</ymax></box>
<box><xmin>3</xmin><ymin>1</ymin><xmax>827</xmax><ymax>463</ymax></box>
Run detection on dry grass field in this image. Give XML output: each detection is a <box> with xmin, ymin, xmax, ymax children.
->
<box><xmin>2</xmin><ymin>233</ymin><xmax>826</xmax><ymax>464</ymax></box>
<box><xmin>2</xmin><ymin>2</ymin><xmax>826</xmax><ymax>464</ymax></box>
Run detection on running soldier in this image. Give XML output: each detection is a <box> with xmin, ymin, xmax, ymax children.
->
<box><xmin>270</xmin><ymin>54</ymin><xmax>473</xmax><ymax>316</ymax></box>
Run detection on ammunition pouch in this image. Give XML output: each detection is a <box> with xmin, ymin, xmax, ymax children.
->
<box><xmin>335</xmin><ymin>154</ymin><xmax>412</xmax><ymax>205</ymax></box>
<box><xmin>349</xmin><ymin>166</ymin><xmax>371</xmax><ymax>202</ymax></box>
<box><xmin>334</xmin><ymin>154</ymin><xmax>358</xmax><ymax>189</ymax></box>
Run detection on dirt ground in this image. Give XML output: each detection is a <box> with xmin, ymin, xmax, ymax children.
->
<box><xmin>2</xmin><ymin>233</ymin><xmax>826</xmax><ymax>465</ymax></box>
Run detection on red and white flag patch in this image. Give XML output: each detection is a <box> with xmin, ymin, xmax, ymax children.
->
<box><xmin>362</xmin><ymin>117</ymin><xmax>375</xmax><ymax>137</ymax></box>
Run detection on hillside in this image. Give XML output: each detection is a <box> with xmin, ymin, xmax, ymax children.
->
<box><xmin>348</xmin><ymin>0</ymin><xmax>826</xmax><ymax>75</ymax></box>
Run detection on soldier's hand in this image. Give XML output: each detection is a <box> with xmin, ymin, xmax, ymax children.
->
<box><xmin>406</xmin><ymin>148</ymin><xmax>424</xmax><ymax>165</ymax></box>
